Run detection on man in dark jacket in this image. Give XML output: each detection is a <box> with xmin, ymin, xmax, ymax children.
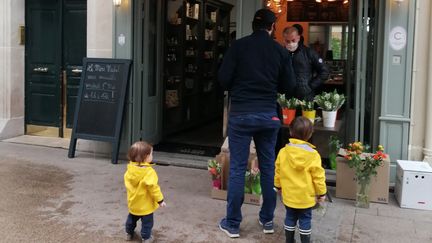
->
<box><xmin>283</xmin><ymin>27</ymin><xmax>329</xmax><ymax>101</ymax></box>
<box><xmin>218</xmin><ymin>8</ymin><xmax>296</xmax><ymax>239</ymax></box>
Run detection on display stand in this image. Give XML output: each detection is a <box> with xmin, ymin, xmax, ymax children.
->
<box><xmin>164</xmin><ymin>0</ymin><xmax>232</xmax><ymax>135</ymax></box>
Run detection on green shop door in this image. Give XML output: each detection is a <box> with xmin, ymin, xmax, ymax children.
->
<box><xmin>25</xmin><ymin>0</ymin><xmax>86</xmax><ymax>137</ymax></box>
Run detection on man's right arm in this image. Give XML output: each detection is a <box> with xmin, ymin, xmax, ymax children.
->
<box><xmin>278</xmin><ymin>52</ymin><xmax>296</xmax><ymax>97</ymax></box>
<box><xmin>218</xmin><ymin>43</ymin><xmax>237</xmax><ymax>90</ymax></box>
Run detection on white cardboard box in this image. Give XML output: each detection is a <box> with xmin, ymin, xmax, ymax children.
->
<box><xmin>395</xmin><ymin>160</ymin><xmax>432</xmax><ymax>210</ymax></box>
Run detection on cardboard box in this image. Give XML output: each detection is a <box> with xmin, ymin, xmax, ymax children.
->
<box><xmin>335</xmin><ymin>156</ymin><xmax>390</xmax><ymax>203</ymax></box>
<box><xmin>211</xmin><ymin>188</ymin><xmax>262</xmax><ymax>206</ymax></box>
<box><xmin>221</xmin><ymin>137</ymin><xmax>256</xmax><ymax>154</ymax></box>
<box><xmin>210</xmin><ymin>151</ymin><xmax>262</xmax><ymax>206</ymax></box>
<box><xmin>395</xmin><ymin>160</ymin><xmax>432</xmax><ymax>210</ymax></box>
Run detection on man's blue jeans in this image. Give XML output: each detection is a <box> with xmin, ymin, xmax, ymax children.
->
<box><xmin>225</xmin><ymin>112</ymin><xmax>281</xmax><ymax>229</ymax></box>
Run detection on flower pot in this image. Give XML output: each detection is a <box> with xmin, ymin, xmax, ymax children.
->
<box><xmin>212</xmin><ymin>177</ymin><xmax>221</xmax><ymax>189</ymax></box>
<box><xmin>282</xmin><ymin>108</ymin><xmax>296</xmax><ymax>125</ymax></box>
<box><xmin>322</xmin><ymin>110</ymin><xmax>338</xmax><ymax>128</ymax></box>
<box><xmin>356</xmin><ymin>177</ymin><xmax>371</xmax><ymax>208</ymax></box>
<box><xmin>302</xmin><ymin>110</ymin><xmax>316</xmax><ymax>124</ymax></box>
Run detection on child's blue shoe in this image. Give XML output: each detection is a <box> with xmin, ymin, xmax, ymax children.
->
<box><xmin>125</xmin><ymin>232</ymin><xmax>134</xmax><ymax>241</ymax></box>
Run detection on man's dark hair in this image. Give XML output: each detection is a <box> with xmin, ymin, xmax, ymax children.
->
<box><xmin>292</xmin><ymin>24</ymin><xmax>303</xmax><ymax>35</ymax></box>
<box><xmin>252</xmin><ymin>9</ymin><xmax>276</xmax><ymax>32</ymax></box>
<box><xmin>252</xmin><ymin>20</ymin><xmax>273</xmax><ymax>32</ymax></box>
<box><xmin>289</xmin><ymin>116</ymin><xmax>314</xmax><ymax>141</ymax></box>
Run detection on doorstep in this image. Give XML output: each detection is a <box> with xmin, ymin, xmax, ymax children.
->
<box><xmin>2</xmin><ymin>135</ymin><xmax>212</xmax><ymax>169</ymax></box>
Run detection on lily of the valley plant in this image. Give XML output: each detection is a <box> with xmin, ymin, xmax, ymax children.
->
<box><xmin>300</xmin><ymin>100</ymin><xmax>315</xmax><ymax>111</ymax></box>
<box><xmin>277</xmin><ymin>93</ymin><xmax>288</xmax><ymax>108</ymax></box>
<box><xmin>286</xmin><ymin>97</ymin><xmax>300</xmax><ymax>109</ymax></box>
<box><xmin>314</xmin><ymin>90</ymin><xmax>346</xmax><ymax>111</ymax></box>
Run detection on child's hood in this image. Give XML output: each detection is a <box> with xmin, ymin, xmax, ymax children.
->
<box><xmin>125</xmin><ymin>162</ymin><xmax>157</xmax><ymax>184</ymax></box>
<box><xmin>285</xmin><ymin>139</ymin><xmax>316</xmax><ymax>170</ymax></box>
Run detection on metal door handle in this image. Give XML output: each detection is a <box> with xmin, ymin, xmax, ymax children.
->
<box><xmin>33</xmin><ymin>67</ymin><xmax>48</xmax><ymax>73</ymax></box>
<box><xmin>71</xmin><ymin>68</ymin><xmax>82</xmax><ymax>73</ymax></box>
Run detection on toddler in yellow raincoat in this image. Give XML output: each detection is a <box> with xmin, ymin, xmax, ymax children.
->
<box><xmin>274</xmin><ymin>117</ymin><xmax>326</xmax><ymax>243</ymax></box>
<box><xmin>124</xmin><ymin>141</ymin><xmax>166</xmax><ymax>242</ymax></box>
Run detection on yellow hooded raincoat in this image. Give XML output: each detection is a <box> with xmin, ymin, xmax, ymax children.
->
<box><xmin>124</xmin><ymin>162</ymin><xmax>164</xmax><ymax>216</ymax></box>
<box><xmin>274</xmin><ymin>138</ymin><xmax>327</xmax><ymax>209</ymax></box>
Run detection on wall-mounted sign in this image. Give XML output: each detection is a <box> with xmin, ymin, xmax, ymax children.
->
<box><xmin>389</xmin><ymin>26</ymin><xmax>407</xmax><ymax>51</ymax></box>
<box><xmin>118</xmin><ymin>33</ymin><xmax>126</xmax><ymax>46</ymax></box>
<box><xmin>287</xmin><ymin>1</ymin><xmax>349</xmax><ymax>22</ymax></box>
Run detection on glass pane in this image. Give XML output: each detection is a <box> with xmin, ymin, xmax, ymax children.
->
<box><xmin>148</xmin><ymin>0</ymin><xmax>157</xmax><ymax>97</ymax></box>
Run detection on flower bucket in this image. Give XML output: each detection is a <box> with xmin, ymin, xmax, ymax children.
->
<box><xmin>356</xmin><ymin>177</ymin><xmax>371</xmax><ymax>208</ymax></box>
<box><xmin>282</xmin><ymin>108</ymin><xmax>296</xmax><ymax>125</ymax></box>
<box><xmin>212</xmin><ymin>177</ymin><xmax>221</xmax><ymax>189</ymax></box>
<box><xmin>302</xmin><ymin>110</ymin><xmax>316</xmax><ymax>124</ymax></box>
<box><xmin>322</xmin><ymin>110</ymin><xmax>337</xmax><ymax>128</ymax></box>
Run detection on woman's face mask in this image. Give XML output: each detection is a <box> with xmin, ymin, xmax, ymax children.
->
<box><xmin>286</xmin><ymin>42</ymin><xmax>299</xmax><ymax>52</ymax></box>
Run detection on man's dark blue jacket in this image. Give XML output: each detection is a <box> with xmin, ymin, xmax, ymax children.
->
<box><xmin>218</xmin><ymin>30</ymin><xmax>296</xmax><ymax>114</ymax></box>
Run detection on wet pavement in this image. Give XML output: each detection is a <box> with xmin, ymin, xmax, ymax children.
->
<box><xmin>0</xmin><ymin>141</ymin><xmax>431</xmax><ymax>242</ymax></box>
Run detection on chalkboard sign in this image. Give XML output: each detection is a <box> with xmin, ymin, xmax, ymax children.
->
<box><xmin>68</xmin><ymin>58</ymin><xmax>132</xmax><ymax>164</ymax></box>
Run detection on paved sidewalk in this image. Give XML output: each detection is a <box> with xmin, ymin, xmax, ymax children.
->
<box><xmin>0</xmin><ymin>141</ymin><xmax>431</xmax><ymax>242</ymax></box>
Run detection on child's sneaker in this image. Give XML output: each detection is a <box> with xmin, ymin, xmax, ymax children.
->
<box><xmin>219</xmin><ymin>218</ymin><xmax>240</xmax><ymax>238</ymax></box>
<box><xmin>142</xmin><ymin>236</ymin><xmax>153</xmax><ymax>243</ymax></box>
<box><xmin>125</xmin><ymin>232</ymin><xmax>134</xmax><ymax>241</ymax></box>
<box><xmin>259</xmin><ymin>219</ymin><xmax>274</xmax><ymax>234</ymax></box>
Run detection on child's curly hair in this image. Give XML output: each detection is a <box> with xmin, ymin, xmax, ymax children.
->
<box><xmin>289</xmin><ymin>116</ymin><xmax>314</xmax><ymax>141</ymax></box>
<box><xmin>127</xmin><ymin>141</ymin><xmax>152</xmax><ymax>162</ymax></box>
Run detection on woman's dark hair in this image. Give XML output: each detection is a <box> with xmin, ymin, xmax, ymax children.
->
<box><xmin>289</xmin><ymin>116</ymin><xmax>314</xmax><ymax>141</ymax></box>
<box><xmin>127</xmin><ymin>141</ymin><xmax>153</xmax><ymax>162</ymax></box>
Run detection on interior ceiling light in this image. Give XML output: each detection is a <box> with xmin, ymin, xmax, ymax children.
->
<box><xmin>113</xmin><ymin>0</ymin><xmax>121</xmax><ymax>6</ymax></box>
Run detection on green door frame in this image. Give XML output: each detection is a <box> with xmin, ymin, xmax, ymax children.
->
<box><xmin>25</xmin><ymin>0</ymin><xmax>86</xmax><ymax>138</ymax></box>
<box><xmin>132</xmin><ymin>0</ymin><xmax>163</xmax><ymax>144</ymax></box>
<box><xmin>379</xmin><ymin>0</ymin><xmax>416</xmax><ymax>182</ymax></box>
<box><xmin>25</xmin><ymin>0</ymin><xmax>62</xmax><ymax>129</ymax></box>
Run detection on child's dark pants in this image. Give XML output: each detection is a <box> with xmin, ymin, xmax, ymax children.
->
<box><xmin>125</xmin><ymin>213</ymin><xmax>153</xmax><ymax>240</ymax></box>
<box><xmin>284</xmin><ymin>206</ymin><xmax>312</xmax><ymax>243</ymax></box>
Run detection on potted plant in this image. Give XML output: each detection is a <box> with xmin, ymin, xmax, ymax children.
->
<box><xmin>285</xmin><ymin>97</ymin><xmax>299</xmax><ymax>125</ymax></box>
<box><xmin>314</xmin><ymin>90</ymin><xmax>346</xmax><ymax>128</ymax></box>
<box><xmin>208</xmin><ymin>159</ymin><xmax>222</xmax><ymax>189</ymax></box>
<box><xmin>300</xmin><ymin>100</ymin><xmax>316</xmax><ymax>124</ymax></box>
<box><xmin>344</xmin><ymin>142</ymin><xmax>387</xmax><ymax>208</ymax></box>
<box><xmin>328</xmin><ymin>135</ymin><xmax>342</xmax><ymax>170</ymax></box>
<box><xmin>244</xmin><ymin>166</ymin><xmax>261</xmax><ymax>195</ymax></box>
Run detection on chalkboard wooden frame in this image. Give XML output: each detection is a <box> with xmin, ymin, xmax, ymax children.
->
<box><xmin>68</xmin><ymin>58</ymin><xmax>132</xmax><ymax>164</ymax></box>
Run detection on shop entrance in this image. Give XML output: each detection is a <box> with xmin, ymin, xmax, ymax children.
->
<box><xmin>157</xmin><ymin>0</ymin><xmax>234</xmax><ymax>156</ymax></box>
<box><xmin>273</xmin><ymin>0</ymin><xmax>382</xmax><ymax>150</ymax></box>
<box><xmin>144</xmin><ymin>0</ymin><xmax>382</xmax><ymax>157</ymax></box>
<box><xmin>25</xmin><ymin>0</ymin><xmax>87</xmax><ymax>138</ymax></box>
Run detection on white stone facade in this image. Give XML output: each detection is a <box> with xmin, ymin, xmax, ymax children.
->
<box><xmin>409</xmin><ymin>0</ymin><xmax>432</xmax><ymax>164</ymax></box>
<box><xmin>0</xmin><ymin>0</ymin><xmax>25</xmax><ymax>139</ymax></box>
